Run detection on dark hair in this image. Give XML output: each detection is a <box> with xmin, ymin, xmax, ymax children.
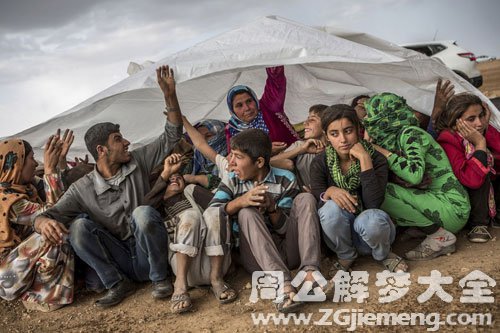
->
<box><xmin>63</xmin><ymin>163</ymin><xmax>94</xmax><ymax>188</ymax></box>
<box><xmin>350</xmin><ymin>95</ymin><xmax>370</xmax><ymax>108</ymax></box>
<box><xmin>434</xmin><ymin>93</ymin><xmax>483</xmax><ymax>133</ymax></box>
<box><xmin>22</xmin><ymin>140</ymin><xmax>33</xmax><ymax>157</ymax></box>
<box><xmin>308</xmin><ymin>104</ymin><xmax>329</xmax><ymax>118</ymax></box>
<box><xmin>230</xmin><ymin>129</ymin><xmax>271</xmax><ymax>168</ymax></box>
<box><xmin>321</xmin><ymin>104</ymin><xmax>361</xmax><ymax>133</ymax></box>
<box><xmin>84</xmin><ymin>122</ymin><xmax>121</xmax><ymax>161</ymax></box>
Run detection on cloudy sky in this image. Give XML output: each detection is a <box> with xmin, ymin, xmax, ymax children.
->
<box><xmin>1</xmin><ymin>0</ymin><xmax>499</xmax><ymax>137</ymax></box>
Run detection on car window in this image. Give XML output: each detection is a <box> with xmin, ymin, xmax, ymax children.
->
<box><xmin>429</xmin><ymin>44</ymin><xmax>446</xmax><ymax>55</ymax></box>
<box><xmin>405</xmin><ymin>46</ymin><xmax>433</xmax><ymax>56</ymax></box>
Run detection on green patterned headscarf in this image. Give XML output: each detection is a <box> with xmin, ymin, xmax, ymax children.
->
<box><xmin>363</xmin><ymin>93</ymin><xmax>419</xmax><ymax>152</ymax></box>
<box><xmin>326</xmin><ymin>140</ymin><xmax>375</xmax><ymax>194</ymax></box>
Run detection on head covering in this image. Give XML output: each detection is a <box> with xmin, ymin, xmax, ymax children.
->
<box><xmin>0</xmin><ymin>139</ymin><xmax>40</xmax><ymax>252</ymax></box>
<box><xmin>192</xmin><ymin>119</ymin><xmax>227</xmax><ymax>175</ymax></box>
<box><xmin>226</xmin><ymin>85</ymin><xmax>269</xmax><ymax>137</ymax></box>
<box><xmin>363</xmin><ymin>92</ymin><xmax>419</xmax><ymax>152</ymax></box>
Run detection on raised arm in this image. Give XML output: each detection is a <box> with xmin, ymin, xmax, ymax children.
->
<box><xmin>157</xmin><ymin>65</ymin><xmax>182</xmax><ymax>126</ymax></box>
<box><xmin>259</xmin><ymin>66</ymin><xmax>286</xmax><ymax>114</ymax></box>
<box><xmin>183</xmin><ymin>116</ymin><xmax>217</xmax><ymax>164</ymax></box>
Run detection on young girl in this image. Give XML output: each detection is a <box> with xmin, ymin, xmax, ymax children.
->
<box><xmin>363</xmin><ymin>93</ymin><xmax>470</xmax><ymax>261</ymax></box>
<box><xmin>435</xmin><ymin>93</ymin><xmax>500</xmax><ymax>243</ymax></box>
<box><xmin>310</xmin><ymin>104</ymin><xmax>407</xmax><ymax>273</ymax></box>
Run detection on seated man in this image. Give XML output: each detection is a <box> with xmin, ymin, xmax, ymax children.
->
<box><xmin>143</xmin><ymin>153</ymin><xmax>234</xmax><ymax>314</ymax></box>
<box><xmin>204</xmin><ymin>129</ymin><xmax>322</xmax><ymax>313</ymax></box>
<box><xmin>34</xmin><ymin>65</ymin><xmax>183</xmax><ymax>308</ymax></box>
<box><xmin>271</xmin><ymin>104</ymin><xmax>329</xmax><ymax>190</ymax></box>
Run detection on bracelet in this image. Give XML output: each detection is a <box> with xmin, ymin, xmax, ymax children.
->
<box><xmin>164</xmin><ymin>106</ymin><xmax>180</xmax><ymax>113</ymax></box>
<box><xmin>320</xmin><ymin>192</ymin><xmax>328</xmax><ymax>202</ymax></box>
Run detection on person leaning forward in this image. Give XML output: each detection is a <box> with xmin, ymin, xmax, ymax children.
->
<box><xmin>33</xmin><ymin>65</ymin><xmax>183</xmax><ymax>308</ymax></box>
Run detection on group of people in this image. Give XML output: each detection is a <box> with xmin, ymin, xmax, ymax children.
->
<box><xmin>0</xmin><ymin>64</ymin><xmax>498</xmax><ymax>315</ymax></box>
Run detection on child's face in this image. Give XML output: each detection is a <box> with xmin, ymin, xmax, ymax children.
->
<box><xmin>326</xmin><ymin>118</ymin><xmax>359</xmax><ymax>158</ymax></box>
<box><xmin>165</xmin><ymin>173</ymin><xmax>186</xmax><ymax>196</ymax></box>
<box><xmin>228</xmin><ymin>149</ymin><xmax>260</xmax><ymax>181</ymax></box>
<box><xmin>304</xmin><ymin>112</ymin><xmax>323</xmax><ymax>139</ymax></box>
<box><xmin>458</xmin><ymin>104</ymin><xmax>486</xmax><ymax>134</ymax></box>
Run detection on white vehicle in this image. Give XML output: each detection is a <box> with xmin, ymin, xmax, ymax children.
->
<box><xmin>402</xmin><ymin>40</ymin><xmax>483</xmax><ymax>87</ymax></box>
<box><xmin>476</xmin><ymin>55</ymin><xmax>497</xmax><ymax>63</ymax></box>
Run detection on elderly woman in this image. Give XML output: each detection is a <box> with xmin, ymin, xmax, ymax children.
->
<box><xmin>363</xmin><ymin>93</ymin><xmax>470</xmax><ymax>261</ymax></box>
<box><xmin>0</xmin><ymin>137</ymin><xmax>74</xmax><ymax>311</ymax></box>
<box><xmin>225</xmin><ymin>66</ymin><xmax>299</xmax><ymax>154</ymax></box>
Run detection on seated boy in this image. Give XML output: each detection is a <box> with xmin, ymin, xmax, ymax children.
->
<box><xmin>270</xmin><ymin>104</ymin><xmax>329</xmax><ymax>190</ymax></box>
<box><xmin>144</xmin><ymin>153</ymin><xmax>234</xmax><ymax>314</ymax></box>
<box><xmin>203</xmin><ymin>129</ymin><xmax>322</xmax><ymax>313</ymax></box>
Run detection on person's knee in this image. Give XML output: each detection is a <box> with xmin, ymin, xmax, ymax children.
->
<box><xmin>318</xmin><ymin>200</ymin><xmax>343</xmax><ymax>227</ymax></box>
<box><xmin>177</xmin><ymin>210</ymin><xmax>202</xmax><ymax>237</ymax></box>
<box><xmin>355</xmin><ymin>209</ymin><xmax>391</xmax><ymax>239</ymax></box>
<box><xmin>294</xmin><ymin>192</ymin><xmax>316</xmax><ymax>208</ymax></box>
<box><xmin>132</xmin><ymin>205</ymin><xmax>160</xmax><ymax>232</ymax></box>
<box><xmin>237</xmin><ymin>207</ymin><xmax>261</xmax><ymax>227</ymax></box>
<box><xmin>69</xmin><ymin>217</ymin><xmax>94</xmax><ymax>249</ymax></box>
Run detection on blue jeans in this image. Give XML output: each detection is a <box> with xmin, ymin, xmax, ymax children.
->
<box><xmin>318</xmin><ymin>200</ymin><xmax>395</xmax><ymax>261</ymax></box>
<box><xmin>69</xmin><ymin>206</ymin><xmax>169</xmax><ymax>289</ymax></box>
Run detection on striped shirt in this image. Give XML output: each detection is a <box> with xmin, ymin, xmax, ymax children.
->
<box><xmin>209</xmin><ymin>167</ymin><xmax>299</xmax><ymax>215</ymax></box>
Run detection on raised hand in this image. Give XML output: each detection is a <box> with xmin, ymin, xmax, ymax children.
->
<box><xmin>44</xmin><ymin>134</ymin><xmax>63</xmax><ymax>174</ymax></box>
<box><xmin>74</xmin><ymin>154</ymin><xmax>90</xmax><ymax>165</ymax></box>
<box><xmin>301</xmin><ymin>139</ymin><xmax>325</xmax><ymax>154</ymax></box>
<box><xmin>161</xmin><ymin>153</ymin><xmax>183</xmax><ymax>180</ymax></box>
<box><xmin>156</xmin><ymin>65</ymin><xmax>176</xmax><ymax>103</ymax></box>
<box><xmin>431</xmin><ymin>78</ymin><xmax>455</xmax><ymax>123</ymax></box>
<box><xmin>57</xmin><ymin>129</ymin><xmax>74</xmax><ymax>170</ymax></box>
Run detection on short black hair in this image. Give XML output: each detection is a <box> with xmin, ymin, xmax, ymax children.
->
<box><xmin>230</xmin><ymin>129</ymin><xmax>271</xmax><ymax>168</ymax></box>
<box><xmin>84</xmin><ymin>122</ymin><xmax>120</xmax><ymax>161</ymax></box>
<box><xmin>321</xmin><ymin>104</ymin><xmax>361</xmax><ymax>133</ymax></box>
<box><xmin>350</xmin><ymin>95</ymin><xmax>370</xmax><ymax>108</ymax></box>
<box><xmin>308</xmin><ymin>104</ymin><xmax>329</xmax><ymax>119</ymax></box>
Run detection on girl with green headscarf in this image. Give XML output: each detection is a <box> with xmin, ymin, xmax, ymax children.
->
<box><xmin>310</xmin><ymin>104</ymin><xmax>407</xmax><ymax>273</ymax></box>
<box><xmin>363</xmin><ymin>93</ymin><xmax>470</xmax><ymax>261</ymax></box>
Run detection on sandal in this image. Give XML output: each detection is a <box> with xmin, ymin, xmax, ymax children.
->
<box><xmin>275</xmin><ymin>283</ymin><xmax>303</xmax><ymax>314</ymax></box>
<box><xmin>379</xmin><ymin>252</ymin><xmax>408</xmax><ymax>272</ymax></box>
<box><xmin>170</xmin><ymin>293</ymin><xmax>192</xmax><ymax>314</ymax></box>
<box><xmin>211</xmin><ymin>283</ymin><xmax>238</xmax><ymax>304</ymax></box>
<box><xmin>328</xmin><ymin>258</ymin><xmax>354</xmax><ymax>278</ymax></box>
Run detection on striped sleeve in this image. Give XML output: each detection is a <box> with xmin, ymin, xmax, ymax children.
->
<box><xmin>273</xmin><ymin>168</ymin><xmax>299</xmax><ymax>212</ymax></box>
<box><xmin>209</xmin><ymin>182</ymin><xmax>234</xmax><ymax>207</ymax></box>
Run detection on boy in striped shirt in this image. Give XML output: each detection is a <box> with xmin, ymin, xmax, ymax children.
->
<box><xmin>204</xmin><ymin>129</ymin><xmax>322</xmax><ymax>313</ymax></box>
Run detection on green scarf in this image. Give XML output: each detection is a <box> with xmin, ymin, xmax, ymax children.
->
<box><xmin>326</xmin><ymin>140</ymin><xmax>375</xmax><ymax>194</ymax></box>
<box><xmin>363</xmin><ymin>92</ymin><xmax>419</xmax><ymax>152</ymax></box>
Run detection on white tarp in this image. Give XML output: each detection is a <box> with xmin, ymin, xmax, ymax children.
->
<box><xmin>9</xmin><ymin>15</ymin><xmax>499</xmax><ymax>159</ymax></box>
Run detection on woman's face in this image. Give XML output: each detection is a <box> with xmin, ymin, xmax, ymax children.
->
<box><xmin>458</xmin><ymin>104</ymin><xmax>486</xmax><ymax>134</ymax></box>
<box><xmin>326</xmin><ymin>118</ymin><xmax>359</xmax><ymax>158</ymax></box>
<box><xmin>232</xmin><ymin>92</ymin><xmax>258</xmax><ymax>123</ymax></box>
<box><xmin>20</xmin><ymin>151</ymin><xmax>38</xmax><ymax>184</ymax></box>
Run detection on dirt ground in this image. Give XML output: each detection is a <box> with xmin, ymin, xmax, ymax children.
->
<box><xmin>3</xmin><ymin>61</ymin><xmax>500</xmax><ymax>333</ymax></box>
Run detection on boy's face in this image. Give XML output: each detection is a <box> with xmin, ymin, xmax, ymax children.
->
<box><xmin>304</xmin><ymin>112</ymin><xmax>323</xmax><ymax>139</ymax></box>
<box><xmin>228</xmin><ymin>149</ymin><xmax>261</xmax><ymax>181</ymax></box>
<box><xmin>164</xmin><ymin>173</ymin><xmax>186</xmax><ymax>199</ymax></box>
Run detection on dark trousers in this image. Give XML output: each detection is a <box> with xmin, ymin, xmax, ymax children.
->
<box><xmin>69</xmin><ymin>206</ymin><xmax>169</xmax><ymax>289</ymax></box>
<box><xmin>467</xmin><ymin>177</ymin><xmax>500</xmax><ymax>228</ymax></box>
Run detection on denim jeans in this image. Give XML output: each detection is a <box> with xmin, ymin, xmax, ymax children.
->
<box><xmin>318</xmin><ymin>200</ymin><xmax>395</xmax><ymax>261</ymax></box>
<box><xmin>69</xmin><ymin>206</ymin><xmax>169</xmax><ymax>289</ymax></box>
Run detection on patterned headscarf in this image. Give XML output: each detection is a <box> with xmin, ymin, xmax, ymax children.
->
<box><xmin>363</xmin><ymin>93</ymin><xmax>419</xmax><ymax>152</ymax></box>
<box><xmin>326</xmin><ymin>140</ymin><xmax>375</xmax><ymax>195</ymax></box>
<box><xmin>0</xmin><ymin>139</ymin><xmax>41</xmax><ymax>251</ymax></box>
<box><xmin>226</xmin><ymin>85</ymin><xmax>269</xmax><ymax>137</ymax></box>
<box><xmin>192</xmin><ymin>119</ymin><xmax>227</xmax><ymax>175</ymax></box>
